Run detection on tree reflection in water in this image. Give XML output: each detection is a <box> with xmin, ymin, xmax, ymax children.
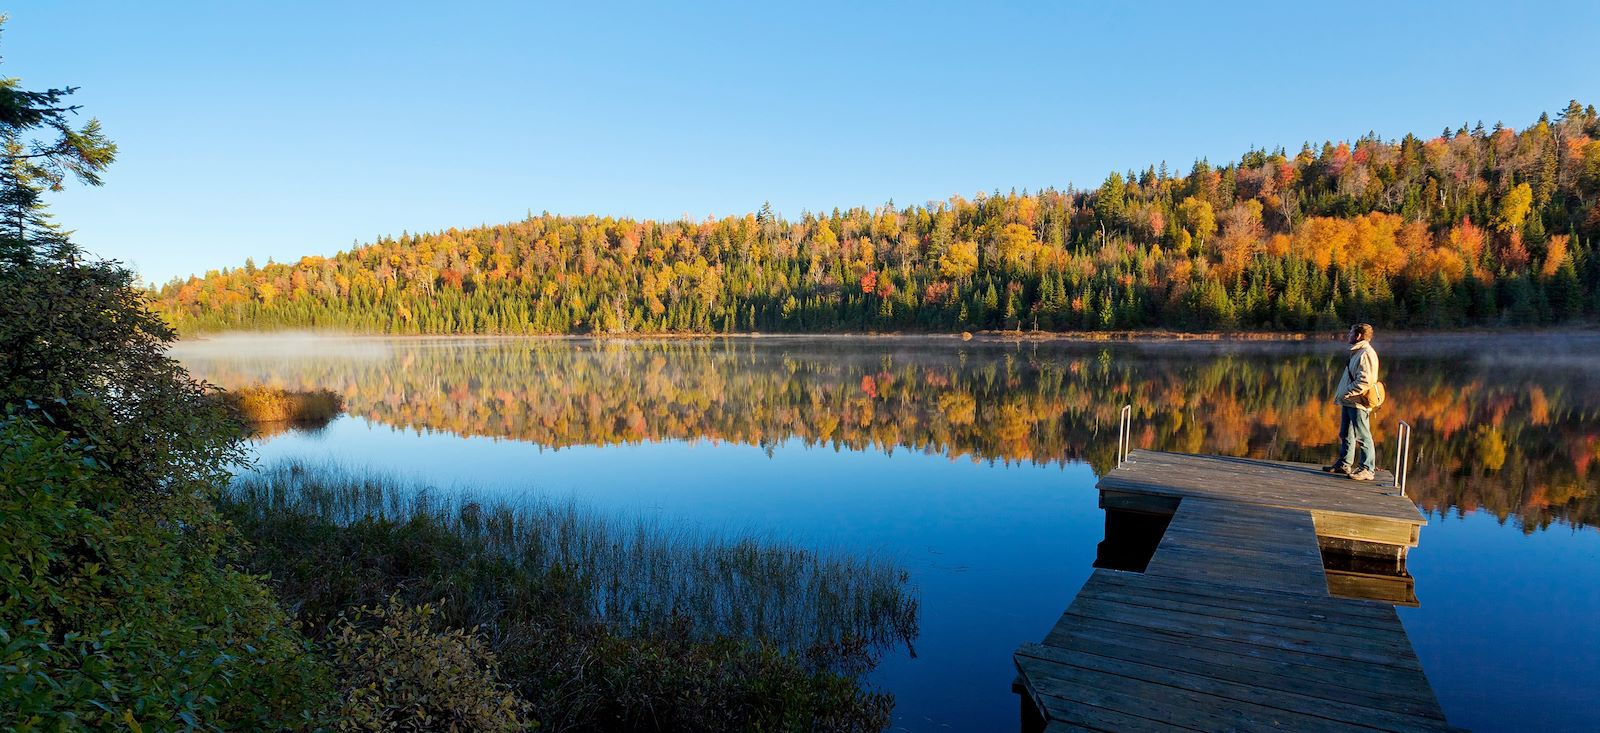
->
<box><xmin>175</xmin><ymin>334</ymin><xmax>1600</xmax><ymax>534</ymax></box>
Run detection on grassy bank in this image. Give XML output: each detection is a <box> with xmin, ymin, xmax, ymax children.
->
<box><xmin>224</xmin><ymin>461</ymin><xmax>920</xmax><ymax>731</ymax></box>
<box><xmin>219</xmin><ymin>385</ymin><xmax>343</xmax><ymax>430</ymax></box>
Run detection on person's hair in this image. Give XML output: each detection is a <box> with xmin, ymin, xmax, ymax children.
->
<box><xmin>1351</xmin><ymin>323</ymin><xmax>1373</xmax><ymax>341</ymax></box>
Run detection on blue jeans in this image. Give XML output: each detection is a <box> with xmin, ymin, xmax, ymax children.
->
<box><xmin>1338</xmin><ymin>405</ymin><xmax>1374</xmax><ymax>472</ymax></box>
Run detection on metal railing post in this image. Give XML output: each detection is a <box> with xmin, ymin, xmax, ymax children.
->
<box><xmin>1394</xmin><ymin>421</ymin><xmax>1412</xmax><ymax>496</ymax></box>
<box><xmin>1118</xmin><ymin>404</ymin><xmax>1132</xmax><ymax>466</ymax></box>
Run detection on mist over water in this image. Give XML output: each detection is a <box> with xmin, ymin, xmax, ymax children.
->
<box><xmin>175</xmin><ymin>333</ymin><xmax>1600</xmax><ymax>731</ymax></box>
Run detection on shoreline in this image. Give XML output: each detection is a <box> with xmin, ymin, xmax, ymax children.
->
<box><xmin>175</xmin><ymin>326</ymin><xmax>1600</xmax><ymax>346</ymax></box>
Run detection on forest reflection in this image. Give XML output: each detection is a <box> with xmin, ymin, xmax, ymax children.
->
<box><xmin>175</xmin><ymin>335</ymin><xmax>1600</xmax><ymax>534</ymax></box>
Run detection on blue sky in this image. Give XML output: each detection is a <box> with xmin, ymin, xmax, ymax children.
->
<box><xmin>6</xmin><ymin>1</ymin><xmax>1598</xmax><ymax>284</ymax></box>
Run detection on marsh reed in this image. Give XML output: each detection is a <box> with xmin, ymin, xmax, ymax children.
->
<box><xmin>230</xmin><ymin>461</ymin><xmax>918</xmax><ymax>653</ymax></box>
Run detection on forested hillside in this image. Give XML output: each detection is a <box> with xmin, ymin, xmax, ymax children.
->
<box><xmin>158</xmin><ymin>102</ymin><xmax>1600</xmax><ymax>334</ymax></box>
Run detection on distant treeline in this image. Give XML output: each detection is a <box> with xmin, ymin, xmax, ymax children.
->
<box><xmin>159</xmin><ymin>102</ymin><xmax>1600</xmax><ymax>334</ymax></box>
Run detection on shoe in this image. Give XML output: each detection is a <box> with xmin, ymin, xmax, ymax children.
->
<box><xmin>1321</xmin><ymin>464</ymin><xmax>1350</xmax><ymax>474</ymax></box>
<box><xmin>1348</xmin><ymin>469</ymin><xmax>1375</xmax><ymax>481</ymax></box>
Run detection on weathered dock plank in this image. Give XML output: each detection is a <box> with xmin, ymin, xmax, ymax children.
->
<box><xmin>1099</xmin><ymin>450</ymin><xmax>1423</xmax><ymax>525</ymax></box>
<box><xmin>1145</xmin><ymin>500</ymin><xmax>1329</xmax><ymax>595</ymax></box>
<box><xmin>1019</xmin><ymin>639</ymin><xmax>1450</xmax><ymax>731</ymax></box>
<box><xmin>1014</xmin><ymin>450</ymin><xmax>1459</xmax><ymax>732</ymax></box>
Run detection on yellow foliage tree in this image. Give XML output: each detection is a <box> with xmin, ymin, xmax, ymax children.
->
<box><xmin>1292</xmin><ymin>217</ymin><xmax>1352</xmax><ymax>270</ymax></box>
<box><xmin>939</xmin><ymin>241</ymin><xmax>979</xmax><ymax>281</ymax></box>
<box><xmin>995</xmin><ymin>224</ymin><xmax>1040</xmax><ymax>274</ymax></box>
<box><xmin>1493</xmin><ymin>183</ymin><xmax>1534</xmax><ymax>232</ymax></box>
<box><xmin>1177</xmin><ymin>197</ymin><xmax>1216</xmax><ymax>253</ymax></box>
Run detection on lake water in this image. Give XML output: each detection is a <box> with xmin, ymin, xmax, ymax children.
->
<box><xmin>173</xmin><ymin>334</ymin><xmax>1600</xmax><ymax>732</ymax></box>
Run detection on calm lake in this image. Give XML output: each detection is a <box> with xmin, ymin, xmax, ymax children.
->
<box><xmin>172</xmin><ymin>334</ymin><xmax>1600</xmax><ymax>732</ymax></box>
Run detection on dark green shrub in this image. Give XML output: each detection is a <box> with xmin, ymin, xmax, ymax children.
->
<box><xmin>0</xmin><ymin>416</ymin><xmax>330</xmax><ymax>731</ymax></box>
<box><xmin>0</xmin><ymin>39</ymin><xmax>339</xmax><ymax>727</ymax></box>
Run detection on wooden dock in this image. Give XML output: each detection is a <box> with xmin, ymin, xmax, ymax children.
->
<box><xmin>1014</xmin><ymin>449</ymin><xmax>1459</xmax><ymax>732</ymax></box>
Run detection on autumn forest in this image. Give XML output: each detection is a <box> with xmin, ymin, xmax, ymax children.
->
<box><xmin>158</xmin><ymin>102</ymin><xmax>1600</xmax><ymax>335</ymax></box>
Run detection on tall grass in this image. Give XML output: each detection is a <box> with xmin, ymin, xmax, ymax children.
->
<box><xmin>220</xmin><ymin>386</ymin><xmax>342</xmax><ymax>429</ymax></box>
<box><xmin>230</xmin><ymin>461</ymin><xmax>918</xmax><ymax>653</ymax></box>
<box><xmin>223</xmin><ymin>460</ymin><xmax>920</xmax><ymax>731</ymax></box>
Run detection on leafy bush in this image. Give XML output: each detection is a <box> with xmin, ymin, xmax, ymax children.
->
<box><xmin>0</xmin><ymin>415</ymin><xmax>330</xmax><ymax>731</ymax></box>
<box><xmin>328</xmin><ymin>598</ymin><xmax>531</xmax><ymax>732</ymax></box>
<box><xmin>0</xmin><ymin>249</ymin><xmax>248</xmax><ymax>511</ymax></box>
<box><xmin>0</xmin><ymin>195</ymin><xmax>339</xmax><ymax>729</ymax></box>
<box><xmin>0</xmin><ymin>37</ymin><xmax>337</xmax><ymax>728</ymax></box>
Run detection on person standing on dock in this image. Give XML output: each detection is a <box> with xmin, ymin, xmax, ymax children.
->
<box><xmin>1325</xmin><ymin>323</ymin><xmax>1381</xmax><ymax>481</ymax></box>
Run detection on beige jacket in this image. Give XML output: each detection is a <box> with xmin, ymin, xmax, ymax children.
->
<box><xmin>1333</xmin><ymin>340</ymin><xmax>1379</xmax><ymax>411</ymax></box>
